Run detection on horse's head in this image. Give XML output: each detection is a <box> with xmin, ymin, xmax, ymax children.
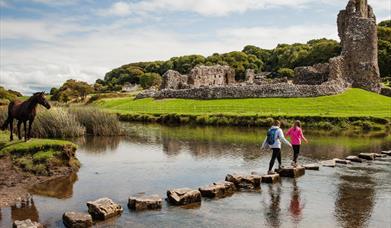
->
<box><xmin>34</xmin><ymin>92</ymin><xmax>51</xmax><ymax>109</ymax></box>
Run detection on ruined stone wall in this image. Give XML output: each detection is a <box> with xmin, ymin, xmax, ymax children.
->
<box><xmin>137</xmin><ymin>80</ymin><xmax>347</xmax><ymax>99</ymax></box>
<box><xmin>293</xmin><ymin>63</ymin><xmax>330</xmax><ymax>85</ymax></box>
<box><xmin>337</xmin><ymin>0</ymin><xmax>380</xmax><ymax>92</ymax></box>
<box><xmin>160</xmin><ymin>70</ymin><xmax>189</xmax><ymax>90</ymax></box>
<box><xmin>188</xmin><ymin>65</ymin><xmax>235</xmax><ymax>88</ymax></box>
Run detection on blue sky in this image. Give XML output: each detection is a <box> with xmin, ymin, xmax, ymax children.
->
<box><xmin>0</xmin><ymin>0</ymin><xmax>390</xmax><ymax>94</ymax></box>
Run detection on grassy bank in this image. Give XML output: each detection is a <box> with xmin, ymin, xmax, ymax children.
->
<box><xmin>0</xmin><ymin>131</ymin><xmax>79</xmax><ymax>175</ymax></box>
<box><xmin>94</xmin><ymin>89</ymin><xmax>391</xmax><ymax>134</ymax></box>
<box><xmin>95</xmin><ymin>89</ymin><xmax>391</xmax><ymax>118</ymax></box>
<box><xmin>0</xmin><ymin>106</ymin><xmax>122</xmax><ymax>138</ymax></box>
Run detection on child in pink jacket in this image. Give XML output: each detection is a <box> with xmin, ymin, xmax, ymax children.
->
<box><xmin>286</xmin><ymin>120</ymin><xmax>308</xmax><ymax>167</ymax></box>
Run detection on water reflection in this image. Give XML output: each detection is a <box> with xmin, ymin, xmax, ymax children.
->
<box><xmin>74</xmin><ymin>136</ymin><xmax>121</xmax><ymax>153</ymax></box>
<box><xmin>289</xmin><ymin>180</ymin><xmax>304</xmax><ymax>225</ymax></box>
<box><xmin>11</xmin><ymin>198</ymin><xmax>39</xmax><ymax>222</ymax></box>
<box><xmin>264</xmin><ymin>184</ymin><xmax>282</xmax><ymax>228</ymax></box>
<box><xmin>335</xmin><ymin>174</ymin><xmax>375</xmax><ymax>228</ymax></box>
<box><xmin>29</xmin><ymin>173</ymin><xmax>78</xmax><ymax>199</ymax></box>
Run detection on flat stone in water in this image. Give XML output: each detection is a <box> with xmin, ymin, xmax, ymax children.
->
<box><xmin>199</xmin><ymin>181</ymin><xmax>236</xmax><ymax>198</ymax></box>
<box><xmin>321</xmin><ymin>160</ymin><xmax>336</xmax><ymax>167</ymax></box>
<box><xmin>261</xmin><ymin>174</ymin><xmax>280</xmax><ymax>183</ymax></box>
<box><xmin>303</xmin><ymin>164</ymin><xmax>320</xmax><ymax>170</ymax></box>
<box><xmin>346</xmin><ymin>156</ymin><xmax>363</xmax><ymax>163</ymax></box>
<box><xmin>166</xmin><ymin>188</ymin><xmax>201</xmax><ymax>206</ymax></box>
<box><xmin>275</xmin><ymin>166</ymin><xmax>305</xmax><ymax>178</ymax></box>
<box><xmin>225</xmin><ymin>174</ymin><xmax>261</xmax><ymax>190</ymax></box>
<box><xmin>381</xmin><ymin>150</ymin><xmax>391</xmax><ymax>156</ymax></box>
<box><xmin>13</xmin><ymin>219</ymin><xmax>43</xmax><ymax>228</ymax></box>
<box><xmin>128</xmin><ymin>195</ymin><xmax>162</xmax><ymax>210</ymax></box>
<box><xmin>86</xmin><ymin>198</ymin><xmax>123</xmax><ymax>221</ymax></box>
<box><xmin>63</xmin><ymin>212</ymin><xmax>93</xmax><ymax>228</ymax></box>
<box><xmin>333</xmin><ymin>158</ymin><xmax>352</xmax><ymax>165</ymax></box>
<box><xmin>358</xmin><ymin>153</ymin><xmax>375</xmax><ymax>160</ymax></box>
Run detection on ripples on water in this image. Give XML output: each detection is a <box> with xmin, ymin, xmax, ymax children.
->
<box><xmin>1</xmin><ymin>124</ymin><xmax>390</xmax><ymax>227</ymax></box>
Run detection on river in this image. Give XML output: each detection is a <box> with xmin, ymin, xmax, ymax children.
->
<box><xmin>1</xmin><ymin>124</ymin><xmax>391</xmax><ymax>227</ymax></box>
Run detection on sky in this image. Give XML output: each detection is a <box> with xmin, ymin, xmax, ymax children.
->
<box><xmin>0</xmin><ymin>0</ymin><xmax>390</xmax><ymax>94</ymax></box>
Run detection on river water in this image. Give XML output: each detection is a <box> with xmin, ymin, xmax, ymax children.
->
<box><xmin>1</xmin><ymin>124</ymin><xmax>391</xmax><ymax>228</ymax></box>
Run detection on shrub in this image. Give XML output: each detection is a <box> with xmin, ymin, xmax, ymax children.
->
<box><xmin>139</xmin><ymin>73</ymin><xmax>162</xmax><ymax>89</ymax></box>
<box><xmin>277</xmin><ymin>68</ymin><xmax>294</xmax><ymax>78</ymax></box>
<box><xmin>69</xmin><ymin>107</ymin><xmax>122</xmax><ymax>136</ymax></box>
<box><xmin>34</xmin><ymin>107</ymin><xmax>85</xmax><ymax>138</ymax></box>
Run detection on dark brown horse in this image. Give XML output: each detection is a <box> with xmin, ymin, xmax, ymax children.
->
<box><xmin>1</xmin><ymin>92</ymin><xmax>51</xmax><ymax>141</ymax></box>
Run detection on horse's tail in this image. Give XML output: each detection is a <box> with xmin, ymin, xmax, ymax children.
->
<box><xmin>1</xmin><ymin>101</ymin><xmax>14</xmax><ymax>130</ymax></box>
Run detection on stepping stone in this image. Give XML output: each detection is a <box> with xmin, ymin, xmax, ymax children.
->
<box><xmin>321</xmin><ymin>160</ymin><xmax>336</xmax><ymax>167</ymax></box>
<box><xmin>128</xmin><ymin>195</ymin><xmax>162</xmax><ymax>210</ymax></box>
<box><xmin>13</xmin><ymin>219</ymin><xmax>43</xmax><ymax>228</ymax></box>
<box><xmin>274</xmin><ymin>166</ymin><xmax>305</xmax><ymax>178</ymax></box>
<box><xmin>86</xmin><ymin>198</ymin><xmax>123</xmax><ymax>221</ymax></box>
<box><xmin>333</xmin><ymin>158</ymin><xmax>352</xmax><ymax>165</ymax></box>
<box><xmin>225</xmin><ymin>174</ymin><xmax>261</xmax><ymax>190</ymax></box>
<box><xmin>166</xmin><ymin>188</ymin><xmax>201</xmax><ymax>206</ymax></box>
<box><xmin>251</xmin><ymin>171</ymin><xmax>280</xmax><ymax>184</ymax></box>
<box><xmin>358</xmin><ymin>153</ymin><xmax>375</xmax><ymax>160</ymax></box>
<box><xmin>199</xmin><ymin>181</ymin><xmax>236</xmax><ymax>198</ymax></box>
<box><xmin>346</xmin><ymin>156</ymin><xmax>362</xmax><ymax>163</ymax></box>
<box><xmin>63</xmin><ymin>212</ymin><xmax>93</xmax><ymax>228</ymax></box>
<box><xmin>261</xmin><ymin>174</ymin><xmax>280</xmax><ymax>183</ymax></box>
<box><xmin>381</xmin><ymin>150</ymin><xmax>391</xmax><ymax>156</ymax></box>
<box><xmin>374</xmin><ymin>153</ymin><xmax>386</xmax><ymax>158</ymax></box>
<box><xmin>303</xmin><ymin>164</ymin><xmax>320</xmax><ymax>170</ymax></box>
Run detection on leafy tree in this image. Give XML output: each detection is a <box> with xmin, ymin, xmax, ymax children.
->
<box><xmin>51</xmin><ymin>79</ymin><xmax>94</xmax><ymax>102</ymax></box>
<box><xmin>378</xmin><ymin>20</ymin><xmax>391</xmax><ymax>77</ymax></box>
<box><xmin>277</xmin><ymin>68</ymin><xmax>295</xmax><ymax>78</ymax></box>
<box><xmin>139</xmin><ymin>73</ymin><xmax>162</xmax><ymax>89</ymax></box>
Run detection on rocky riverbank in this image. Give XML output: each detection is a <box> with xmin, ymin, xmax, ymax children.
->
<box><xmin>0</xmin><ymin>132</ymin><xmax>80</xmax><ymax>207</ymax></box>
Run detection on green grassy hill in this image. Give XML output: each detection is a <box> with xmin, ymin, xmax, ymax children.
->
<box><xmin>95</xmin><ymin>89</ymin><xmax>391</xmax><ymax>118</ymax></box>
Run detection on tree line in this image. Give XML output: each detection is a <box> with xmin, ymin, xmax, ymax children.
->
<box><xmin>49</xmin><ymin>20</ymin><xmax>390</xmax><ymax>101</ymax></box>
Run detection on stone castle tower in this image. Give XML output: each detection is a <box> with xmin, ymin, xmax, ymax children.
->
<box><xmin>337</xmin><ymin>0</ymin><xmax>381</xmax><ymax>92</ymax></box>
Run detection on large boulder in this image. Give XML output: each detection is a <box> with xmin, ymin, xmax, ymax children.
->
<box><xmin>166</xmin><ymin>188</ymin><xmax>201</xmax><ymax>206</ymax></box>
<box><xmin>199</xmin><ymin>181</ymin><xmax>236</xmax><ymax>198</ymax></box>
<box><xmin>128</xmin><ymin>195</ymin><xmax>162</xmax><ymax>210</ymax></box>
<box><xmin>86</xmin><ymin>198</ymin><xmax>123</xmax><ymax>220</ymax></box>
<box><xmin>63</xmin><ymin>212</ymin><xmax>93</xmax><ymax>228</ymax></box>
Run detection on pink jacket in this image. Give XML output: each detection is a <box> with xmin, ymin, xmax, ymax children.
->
<box><xmin>286</xmin><ymin>127</ymin><xmax>304</xmax><ymax>145</ymax></box>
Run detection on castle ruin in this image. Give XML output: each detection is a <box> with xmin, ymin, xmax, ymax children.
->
<box><xmin>138</xmin><ymin>0</ymin><xmax>382</xmax><ymax>99</ymax></box>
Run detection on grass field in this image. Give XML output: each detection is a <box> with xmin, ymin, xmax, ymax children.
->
<box><xmin>95</xmin><ymin>89</ymin><xmax>391</xmax><ymax>118</ymax></box>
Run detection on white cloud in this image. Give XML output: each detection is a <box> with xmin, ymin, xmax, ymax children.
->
<box><xmin>101</xmin><ymin>0</ymin><xmax>391</xmax><ymax>17</ymax></box>
<box><xmin>103</xmin><ymin>0</ymin><xmax>314</xmax><ymax>17</ymax></box>
<box><xmin>218</xmin><ymin>24</ymin><xmax>338</xmax><ymax>49</ymax></box>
